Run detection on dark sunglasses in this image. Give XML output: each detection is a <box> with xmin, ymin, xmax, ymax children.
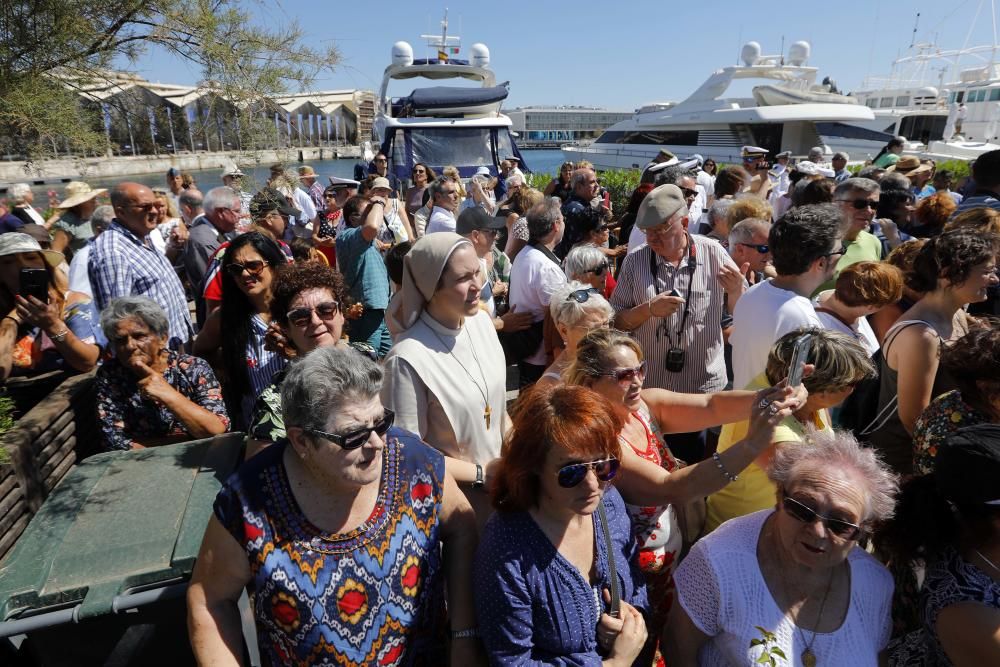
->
<box><xmin>557</xmin><ymin>457</ymin><xmax>620</xmax><ymax>488</ymax></box>
<box><xmin>838</xmin><ymin>198</ymin><xmax>879</xmax><ymax>210</ymax></box>
<box><xmin>738</xmin><ymin>242</ymin><xmax>769</xmax><ymax>254</ymax></box>
<box><xmin>286</xmin><ymin>301</ymin><xmax>340</xmax><ymax>327</ymax></box>
<box><xmin>680</xmin><ymin>187</ymin><xmax>699</xmax><ymax>199</ymax></box>
<box><xmin>567</xmin><ymin>287</ymin><xmax>600</xmax><ymax>303</ymax></box>
<box><xmin>226</xmin><ymin>260</ymin><xmax>267</xmax><ymax>277</ymax></box>
<box><xmin>781</xmin><ymin>495</ymin><xmax>862</xmax><ymax>540</ymax></box>
<box><xmin>597</xmin><ymin>360</ymin><xmax>646</xmax><ymax>385</ymax></box>
<box><xmin>586</xmin><ymin>263</ymin><xmax>610</xmax><ymax>276</ymax></box>
<box><xmin>303</xmin><ymin>409</ymin><xmax>395</xmax><ymax>450</ymax></box>
<box><xmin>824</xmin><ymin>245</ymin><xmax>849</xmax><ymax>258</ymax></box>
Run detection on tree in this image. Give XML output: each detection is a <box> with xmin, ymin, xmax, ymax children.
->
<box><xmin>0</xmin><ymin>0</ymin><xmax>339</xmax><ymax>162</ymax></box>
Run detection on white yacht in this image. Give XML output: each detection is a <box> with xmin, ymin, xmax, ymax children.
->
<box><xmin>562</xmin><ymin>41</ymin><xmax>886</xmax><ymax>170</ymax></box>
<box><xmin>373</xmin><ymin>13</ymin><xmax>525</xmax><ymax>180</ymax></box>
<box><xmin>850</xmin><ymin>42</ymin><xmax>1000</xmax><ymax>161</ymax></box>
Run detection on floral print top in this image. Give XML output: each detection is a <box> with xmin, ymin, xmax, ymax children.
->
<box><xmin>95</xmin><ymin>350</ymin><xmax>230</xmax><ymax>451</ymax></box>
<box><xmin>10</xmin><ymin>296</ymin><xmax>99</xmax><ymax>376</ymax></box>
<box><xmin>912</xmin><ymin>390</ymin><xmax>989</xmax><ymax>475</ymax></box>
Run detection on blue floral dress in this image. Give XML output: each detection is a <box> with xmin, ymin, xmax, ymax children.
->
<box><xmin>214</xmin><ymin>429</ymin><xmax>447</xmax><ymax>666</ymax></box>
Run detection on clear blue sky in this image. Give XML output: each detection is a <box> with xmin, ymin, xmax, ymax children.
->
<box><xmin>133</xmin><ymin>0</ymin><xmax>997</xmax><ymax>110</ymax></box>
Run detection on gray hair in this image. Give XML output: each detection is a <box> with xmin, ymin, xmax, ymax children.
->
<box><xmin>729</xmin><ymin>217</ymin><xmax>771</xmax><ymax>246</ymax></box>
<box><xmin>202</xmin><ymin>186</ymin><xmax>240</xmax><ymax>215</ymax></box>
<box><xmin>654</xmin><ymin>166</ymin><xmax>697</xmax><ymax>188</ymax></box>
<box><xmin>505</xmin><ymin>173</ymin><xmax>525</xmax><ymax>190</ymax></box>
<box><xmin>833</xmin><ymin>151</ymin><xmax>850</xmax><ymax>161</ymax></box>
<box><xmin>856</xmin><ymin>166</ymin><xmax>886</xmax><ymax>182</ymax></box>
<box><xmin>570</xmin><ymin>168</ymin><xmax>593</xmax><ymax>189</ymax></box>
<box><xmin>178</xmin><ymin>189</ymin><xmax>204</xmax><ymax>210</ymax></box>
<box><xmin>563</xmin><ymin>244</ymin><xmax>607</xmax><ymax>281</ymax></box>
<box><xmin>100</xmin><ymin>296</ymin><xmax>170</xmax><ymax>341</ymax></box>
<box><xmin>281</xmin><ymin>347</ymin><xmax>384</xmax><ymax>432</ymax></box>
<box><xmin>879</xmin><ymin>172</ymin><xmax>911</xmax><ymax>191</ymax></box>
<box><xmin>9</xmin><ymin>183</ymin><xmax>31</xmax><ymax>204</ymax></box>
<box><xmin>707</xmin><ymin>198</ymin><xmax>734</xmax><ymax>227</ymax></box>
<box><xmin>808</xmin><ymin>146</ymin><xmax>824</xmax><ymax>160</ymax></box>
<box><xmin>834</xmin><ymin>177</ymin><xmax>879</xmax><ymax>199</ymax></box>
<box><xmin>549</xmin><ymin>280</ymin><xmax>615</xmax><ymax>329</ymax></box>
<box><xmin>767</xmin><ymin>429</ymin><xmax>899</xmax><ymax>524</ymax></box>
<box><xmin>427</xmin><ymin>176</ymin><xmax>451</xmax><ymax>202</ymax></box>
<box><xmin>526</xmin><ymin>197</ymin><xmax>563</xmax><ymax>242</ymax></box>
<box><xmin>91</xmin><ymin>205</ymin><xmax>115</xmax><ymax>233</ymax></box>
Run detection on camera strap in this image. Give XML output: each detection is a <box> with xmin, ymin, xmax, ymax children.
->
<box><xmin>649</xmin><ymin>236</ymin><xmax>697</xmax><ymax>348</ymax></box>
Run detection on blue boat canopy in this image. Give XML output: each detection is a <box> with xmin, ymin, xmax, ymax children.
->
<box><xmin>400</xmin><ymin>83</ymin><xmax>509</xmax><ymax>111</ymax></box>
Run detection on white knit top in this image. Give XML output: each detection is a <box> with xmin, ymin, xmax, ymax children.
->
<box><xmin>674</xmin><ymin>510</ymin><xmax>893</xmax><ymax>666</ymax></box>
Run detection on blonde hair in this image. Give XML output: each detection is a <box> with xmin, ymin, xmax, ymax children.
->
<box><xmin>442</xmin><ymin>165</ymin><xmax>467</xmax><ymax>198</ymax></box>
<box><xmin>565</xmin><ymin>328</ymin><xmax>643</xmax><ymax>386</ymax></box>
<box><xmin>724</xmin><ymin>197</ymin><xmax>773</xmax><ymax>234</ymax></box>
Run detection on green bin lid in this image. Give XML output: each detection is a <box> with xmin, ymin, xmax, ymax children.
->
<box><xmin>0</xmin><ymin>434</ymin><xmax>244</xmax><ymax>621</ymax></box>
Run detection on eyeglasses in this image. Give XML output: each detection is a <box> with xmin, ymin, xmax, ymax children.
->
<box><xmin>413</xmin><ymin>168</ymin><xmax>426</xmax><ymax>174</ymax></box>
<box><xmin>680</xmin><ymin>187</ymin><xmax>699</xmax><ymax>199</ymax></box>
<box><xmin>226</xmin><ymin>260</ymin><xmax>267</xmax><ymax>277</ymax></box>
<box><xmin>374</xmin><ymin>158</ymin><xmax>387</xmax><ymax>163</ymax></box>
<box><xmin>596</xmin><ymin>361</ymin><xmax>646</xmax><ymax>385</ymax></box>
<box><xmin>556</xmin><ymin>457</ymin><xmax>620</xmax><ymax>488</ymax></box>
<box><xmin>781</xmin><ymin>495</ymin><xmax>862</xmax><ymax>540</ymax></box>
<box><xmin>837</xmin><ymin>198</ymin><xmax>879</xmax><ymax>210</ymax></box>
<box><xmin>302</xmin><ymin>409</ymin><xmax>395</xmax><ymax>450</ymax></box>
<box><xmin>824</xmin><ymin>245</ymin><xmax>849</xmax><ymax>259</ymax></box>
<box><xmin>566</xmin><ymin>287</ymin><xmax>600</xmax><ymax>303</ymax></box>
<box><xmin>130</xmin><ymin>202</ymin><xmax>162</xmax><ymax>212</ymax></box>
<box><xmin>286</xmin><ymin>301</ymin><xmax>340</xmax><ymax>327</ymax></box>
<box><xmin>586</xmin><ymin>263</ymin><xmax>610</xmax><ymax>276</ymax></box>
<box><xmin>738</xmin><ymin>242</ymin><xmax>770</xmax><ymax>254</ymax></box>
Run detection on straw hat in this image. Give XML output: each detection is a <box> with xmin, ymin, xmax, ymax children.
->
<box><xmin>57</xmin><ymin>181</ymin><xmax>106</xmax><ymax>209</ymax></box>
<box><xmin>887</xmin><ymin>156</ymin><xmax>933</xmax><ymax>176</ymax></box>
<box><xmin>0</xmin><ymin>232</ymin><xmax>64</xmax><ymax>268</ymax></box>
<box><xmin>298</xmin><ymin>165</ymin><xmax>320</xmax><ymax>179</ymax></box>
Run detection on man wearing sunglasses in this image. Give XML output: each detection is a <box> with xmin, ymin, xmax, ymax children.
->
<box><xmin>817</xmin><ymin>178</ymin><xmax>889</xmax><ymax>294</ymax></box>
<box><xmin>728</xmin><ymin>218</ymin><xmax>773</xmax><ymax>284</ymax></box>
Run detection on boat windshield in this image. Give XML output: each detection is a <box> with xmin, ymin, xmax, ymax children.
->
<box><xmin>409</xmin><ymin>127</ymin><xmax>494</xmax><ymax>167</ymax></box>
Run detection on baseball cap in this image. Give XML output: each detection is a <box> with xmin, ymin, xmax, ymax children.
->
<box><xmin>456</xmin><ymin>207</ymin><xmax>506</xmax><ymax>235</ymax></box>
<box><xmin>249</xmin><ymin>188</ymin><xmax>299</xmax><ymax>218</ymax></box>
<box><xmin>370</xmin><ymin>176</ymin><xmax>392</xmax><ymax>191</ymax></box>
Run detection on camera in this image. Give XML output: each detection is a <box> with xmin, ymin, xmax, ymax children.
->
<box><xmin>666</xmin><ymin>347</ymin><xmax>685</xmax><ymax>373</ymax></box>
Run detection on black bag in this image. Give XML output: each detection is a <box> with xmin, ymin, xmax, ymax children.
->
<box><xmin>498</xmin><ymin>319</ymin><xmax>544</xmax><ymax>365</ymax></box>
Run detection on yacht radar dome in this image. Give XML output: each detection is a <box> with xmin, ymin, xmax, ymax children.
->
<box><xmin>741</xmin><ymin>42</ymin><xmax>762</xmax><ymax>67</ymax></box>
<box><xmin>470</xmin><ymin>43</ymin><xmax>490</xmax><ymax>68</ymax></box>
<box><xmin>788</xmin><ymin>41</ymin><xmax>811</xmax><ymax>66</ymax></box>
<box><xmin>392</xmin><ymin>41</ymin><xmax>414</xmax><ymax>67</ymax></box>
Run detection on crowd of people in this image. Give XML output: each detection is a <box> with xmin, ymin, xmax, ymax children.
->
<box><xmin>2</xmin><ymin>141</ymin><xmax>999</xmax><ymax>666</ymax></box>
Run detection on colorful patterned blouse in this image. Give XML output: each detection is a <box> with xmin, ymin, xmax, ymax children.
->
<box><xmin>913</xmin><ymin>390</ymin><xmax>990</xmax><ymax>475</ymax></box>
<box><xmin>10</xmin><ymin>296</ymin><xmax>99</xmax><ymax>376</ymax></box>
<box><xmin>95</xmin><ymin>351</ymin><xmax>230</xmax><ymax>451</ymax></box>
<box><xmin>214</xmin><ymin>430</ymin><xmax>447</xmax><ymax>666</ymax></box>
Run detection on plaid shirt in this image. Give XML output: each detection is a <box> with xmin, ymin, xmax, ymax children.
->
<box><xmin>88</xmin><ymin>220</ymin><xmax>193</xmax><ymax>348</ymax></box>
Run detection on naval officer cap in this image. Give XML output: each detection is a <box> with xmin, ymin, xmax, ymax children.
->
<box><xmin>741</xmin><ymin>145</ymin><xmax>769</xmax><ymax>158</ymax></box>
<box><xmin>775</xmin><ymin>150</ymin><xmax>792</xmax><ymax>159</ymax></box>
<box><xmin>636</xmin><ymin>184</ymin><xmax>689</xmax><ymax>230</ymax></box>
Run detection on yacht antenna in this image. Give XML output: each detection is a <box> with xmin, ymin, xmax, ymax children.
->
<box><xmin>779</xmin><ymin>35</ymin><xmax>785</xmax><ymax>66</ymax></box>
<box><xmin>910</xmin><ymin>12</ymin><xmax>920</xmax><ymax>48</ymax></box>
<box><xmin>736</xmin><ymin>27</ymin><xmax>742</xmax><ymax>65</ymax></box>
<box><xmin>421</xmin><ymin>9</ymin><xmax>461</xmax><ymax>62</ymax></box>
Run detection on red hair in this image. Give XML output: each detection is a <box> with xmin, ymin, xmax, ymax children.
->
<box><xmin>492</xmin><ymin>385</ymin><xmax>623</xmax><ymax>512</ymax></box>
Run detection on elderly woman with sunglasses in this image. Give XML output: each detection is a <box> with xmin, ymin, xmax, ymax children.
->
<box><xmin>565</xmin><ymin>243</ymin><xmax>618</xmax><ymax>299</ymax></box>
<box><xmin>95</xmin><ymin>297</ymin><xmax>229</xmax><ymax>452</ymax></box>
<box><xmin>705</xmin><ymin>328</ymin><xmax>876</xmax><ymax>534</ymax></box>
<box><xmin>475</xmin><ymin>384</ymin><xmax>650</xmax><ymax>667</ymax></box>
<box><xmin>564</xmin><ymin>328</ymin><xmax>804</xmax><ymax>657</ymax></box>
<box><xmin>245</xmin><ymin>261</ymin><xmax>377</xmax><ymax>459</ymax></box>
<box><xmin>189</xmin><ymin>347</ymin><xmax>481</xmax><ymax>666</ymax></box>
<box><xmin>535</xmin><ymin>282</ymin><xmax>614</xmax><ymax>392</ymax></box>
<box><xmin>665</xmin><ymin>431</ymin><xmax>898</xmax><ymax>667</ymax></box>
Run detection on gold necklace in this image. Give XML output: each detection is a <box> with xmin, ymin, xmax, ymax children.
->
<box><xmin>428</xmin><ymin>324</ymin><xmax>493</xmax><ymax>428</ymax></box>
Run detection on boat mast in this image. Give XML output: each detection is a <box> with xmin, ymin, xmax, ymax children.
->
<box><xmin>420</xmin><ymin>9</ymin><xmax>461</xmax><ymax>62</ymax></box>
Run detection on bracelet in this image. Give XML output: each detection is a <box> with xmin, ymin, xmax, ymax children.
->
<box><xmin>472</xmin><ymin>463</ymin><xmax>485</xmax><ymax>489</ymax></box>
<box><xmin>50</xmin><ymin>328</ymin><xmax>70</xmax><ymax>342</ymax></box>
<box><xmin>451</xmin><ymin>627</ymin><xmax>480</xmax><ymax>640</ymax></box>
<box><xmin>3</xmin><ymin>316</ymin><xmax>20</xmax><ymax>327</ymax></box>
<box><xmin>712</xmin><ymin>451</ymin><xmax>738</xmax><ymax>483</ymax></box>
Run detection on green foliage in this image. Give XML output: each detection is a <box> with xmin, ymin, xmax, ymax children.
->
<box><xmin>749</xmin><ymin>626</ymin><xmax>787</xmax><ymax>666</ymax></box>
<box><xmin>0</xmin><ymin>0</ymin><xmax>340</xmax><ymax>161</ymax></box>
<box><xmin>0</xmin><ymin>393</ymin><xmax>14</xmax><ymax>464</ymax></box>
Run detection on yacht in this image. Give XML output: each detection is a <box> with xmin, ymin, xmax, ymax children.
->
<box><xmin>373</xmin><ymin>12</ymin><xmax>527</xmax><ymax>180</ymax></box>
<box><xmin>850</xmin><ymin>42</ymin><xmax>1000</xmax><ymax>161</ymax></box>
<box><xmin>562</xmin><ymin>41</ymin><xmax>887</xmax><ymax>170</ymax></box>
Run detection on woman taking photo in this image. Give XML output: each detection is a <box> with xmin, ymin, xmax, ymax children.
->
<box><xmin>666</xmin><ymin>431</ymin><xmax>898</xmax><ymax>666</ymax></box>
<box><xmin>0</xmin><ymin>232</ymin><xmax>100</xmax><ymax>381</ymax></box>
<box><xmin>382</xmin><ymin>233</ymin><xmax>508</xmax><ymax>519</ymax></box>
<box><xmin>475</xmin><ymin>384</ymin><xmax>649</xmax><ymax>666</ymax></box>
<box><xmin>194</xmin><ymin>232</ymin><xmax>288</xmax><ymax>430</ymax></box>
<box><xmin>706</xmin><ymin>328</ymin><xmax>876</xmax><ymax>532</ymax></box>
<box><xmin>869</xmin><ymin>228</ymin><xmax>1000</xmax><ymax>475</ymax></box>
<box><xmin>188</xmin><ymin>347</ymin><xmax>481</xmax><ymax>666</ymax></box>
<box><xmin>246</xmin><ymin>261</ymin><xmax>376</xmax><ymax>458</ymax></box>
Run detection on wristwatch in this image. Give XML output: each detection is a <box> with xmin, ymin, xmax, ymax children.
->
<box><xmin>472</xmin><ymin>463</ymin><xmax>485</xmax><ymax>489</ymax></box>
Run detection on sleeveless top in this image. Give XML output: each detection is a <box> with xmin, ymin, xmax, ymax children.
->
<box><xmin>869</xmin><ymin>319</ymin><xmax>956</xmax><ymax>476</ymax></box>
<box><xmin>213</xmin><ymin>430</ymin><xmax>447</xmax><ymax>666</ymax></box>
<box><xmin>622</xmin><ymin>403</ymin><xmax>682</xmax><ymax>574</ymax></box>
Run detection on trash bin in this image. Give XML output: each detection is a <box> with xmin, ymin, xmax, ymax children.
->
<box><xmin>0</xmin><ymin>433</ymin><xmax>245</xmax><ymax>666</ymax></box>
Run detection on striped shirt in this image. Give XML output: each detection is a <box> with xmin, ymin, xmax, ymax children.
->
<box><xmin>610</xmin><ymin>236</ymin><xmax>736</xmax><ymax>393</ymax></box>
<box><xmin>88</xmin><ymin>221</ymin><xmax>193</xmax><ymax>349</ymax></box>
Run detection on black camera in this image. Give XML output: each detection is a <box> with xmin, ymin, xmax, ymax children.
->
<box><xmin>665</xmin><ymin>347</ymin><xmax>685</xmax><ymax>373</ymax></box>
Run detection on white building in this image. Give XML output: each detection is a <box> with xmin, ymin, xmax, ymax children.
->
<box><xmin>506</xmin><ymin>106</ymin><xmax>632</xmax><ymax>146</ymax></box>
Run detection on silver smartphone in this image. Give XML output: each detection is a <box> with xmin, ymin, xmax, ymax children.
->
<box><xmin>787</xmin><ymin>334</ymin><xmax>812</xmax><ymax>387</ymax></box>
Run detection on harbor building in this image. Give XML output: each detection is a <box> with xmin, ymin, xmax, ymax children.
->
<box><xmin>507</xmin><ymin>106</ymin><xmax>632</xmax><ymax>147</ymax></box>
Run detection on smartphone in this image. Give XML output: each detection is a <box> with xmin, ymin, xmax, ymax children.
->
<box><xmin>667</xmin><ymin>288</ymin><xmax>682</xmax><ymax>298</ymax></box>
<box><xmin>787</xmin><ymin>334</ymin><xmax>812</xmax><ymax>387</ymax></box>
<box><xmin>19</xmin><ymin>267</ymin><xmax>49</xmax><ymax>304</ymax></box>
